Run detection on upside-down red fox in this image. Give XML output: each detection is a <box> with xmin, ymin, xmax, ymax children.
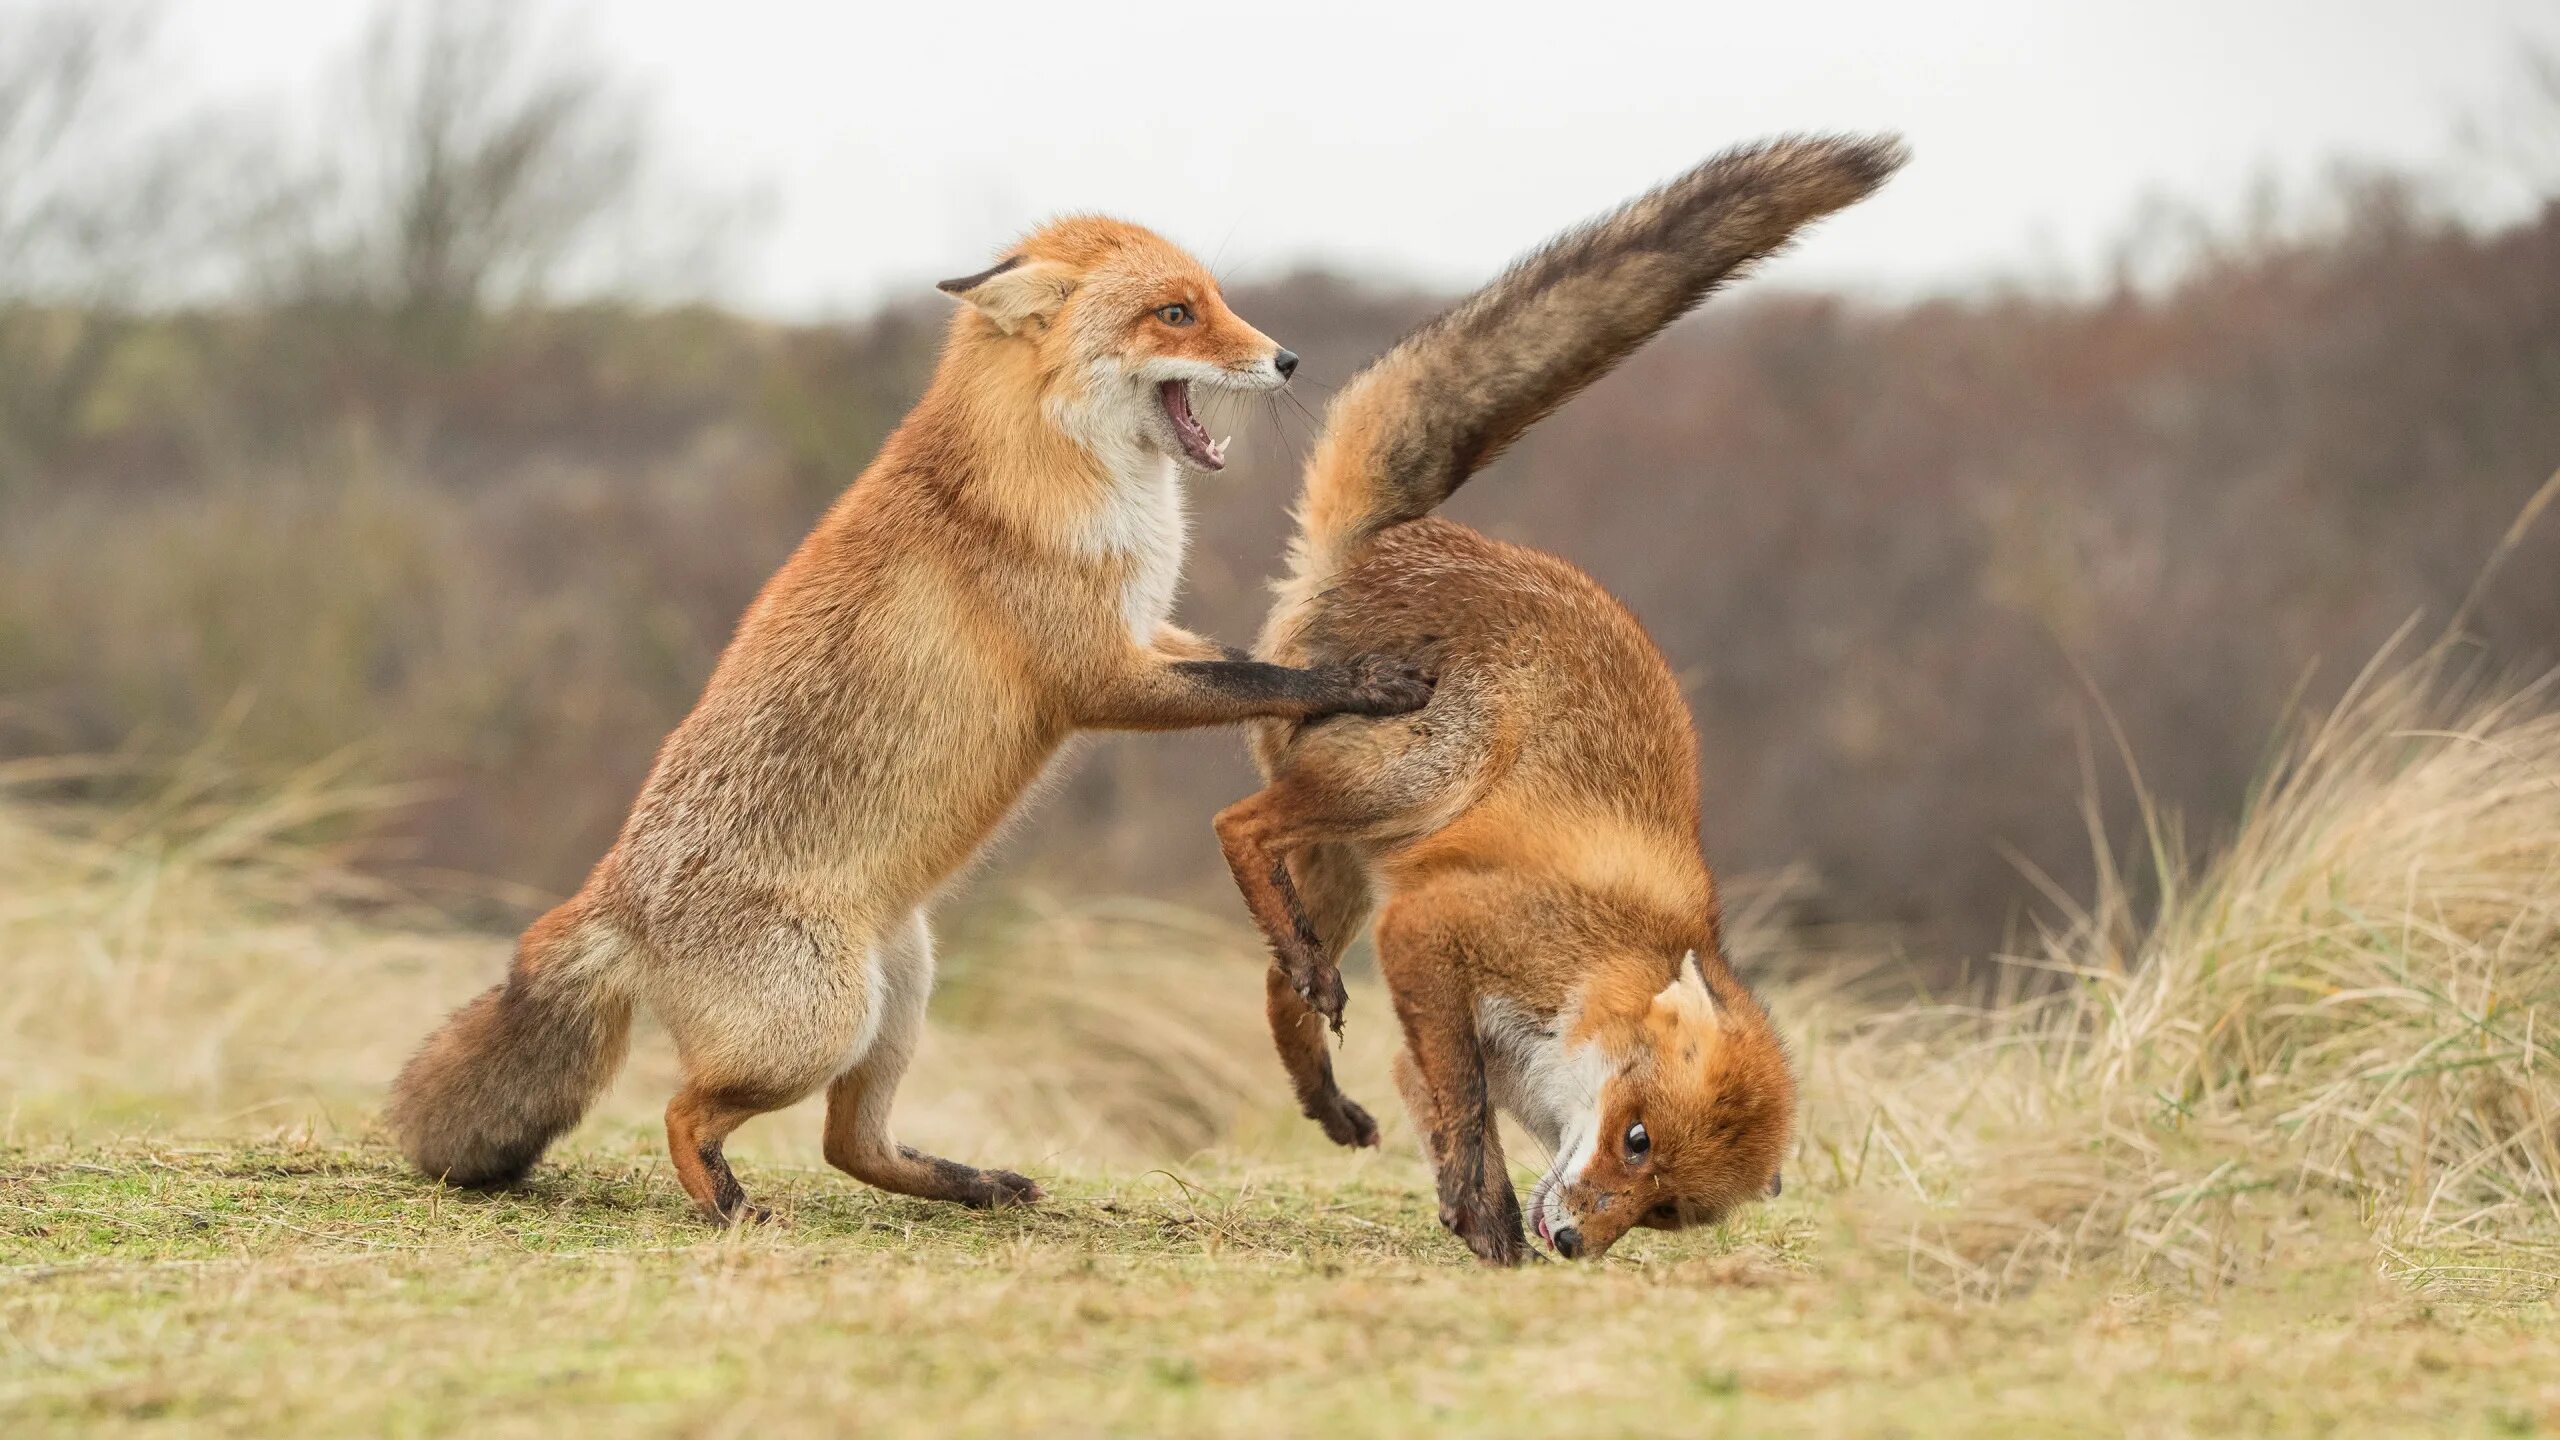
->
<box><xmin>388</xmin><ymin>217</ymin><xmax>1432</xmax><ymax>1223</ymax></box>
<box><xmin>1214</xmin><ymin>135</ymin><xmax>1905</xmax><ymax>1263</ymax></box>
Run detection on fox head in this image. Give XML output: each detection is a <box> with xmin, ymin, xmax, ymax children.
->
<box><xmin>938</xmin><ymin>217</ymin><xmax>1294</xmax><ymax>474</ymax></box>
<box><xmin>1531</xmin><ymin>951</ymin><xmax>1795</xmax><ymax>1262</ymax></box>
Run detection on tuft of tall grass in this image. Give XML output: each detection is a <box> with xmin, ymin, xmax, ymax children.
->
<box><xmin>1799</xmin><ymin>633</ymin><xmax>2560</xmax><ymax>1297</ymax></box>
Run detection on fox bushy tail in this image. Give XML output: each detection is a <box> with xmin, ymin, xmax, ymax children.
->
<box><xmin>386</xmin><ymin>898</ymin><xmax>634</xmax><ymax>1187</ymax></box>
<box><xmin>1292</xmin><ymin>134</ymin><xmax>1906</xmax><ymax>576</ymax></box>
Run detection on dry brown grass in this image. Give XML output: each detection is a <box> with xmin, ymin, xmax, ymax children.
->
<box><xmin>1794</xmin><ymin>632</ymin><xmax>2560</xmax><ymax>1298</ymax></box>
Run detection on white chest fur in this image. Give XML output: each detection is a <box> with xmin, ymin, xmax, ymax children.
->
<box><xmin>1477</xmin><ymin>995</ymin><xmax>1606</xmax><ymax>1153</ymax></box>
<box><xmin>1081</xmin><ymin>452</ymin><xmax>1188</xmax><ymax>644</ymax></box>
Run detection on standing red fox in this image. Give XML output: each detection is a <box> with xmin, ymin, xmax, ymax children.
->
<box><xmin>1216</xmin><ymin>136</ymin><xmax>1905</xmax><ymax>1263</ymax></box>
<box><xmin>389</xmin><ymin>218</ymin><xmax>1431</xmax><ymax>1223</ymax></box>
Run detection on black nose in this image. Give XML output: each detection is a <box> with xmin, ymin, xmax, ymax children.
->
<box><xmin>1273</xmin><ymin>348</ymin><xmax>1298</xmax><ymax>379</ymax></box>
<box><xmin>1551</xmin><ymin>1226</ymin><xmax>1583</xmax><ymax>1260</ymax></box>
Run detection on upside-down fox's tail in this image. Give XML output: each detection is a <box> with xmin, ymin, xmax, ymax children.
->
<box><xmin>1288</xmin><ymin>134</ymin><xmax>1906</xmax><ymax>583</ymax></box>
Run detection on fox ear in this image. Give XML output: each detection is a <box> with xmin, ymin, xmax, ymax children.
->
<box><xmin>1652</xmin><ymin>950</ymin><xmax>1720</xmax><ymax>1028</ymax></box>
<box><xmin>937</xmin><ymin>255</ymin><xmax>1074</xmax><ymax>335</ymax></box>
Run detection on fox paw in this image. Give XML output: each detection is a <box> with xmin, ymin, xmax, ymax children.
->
<box><xmin>1305</xmin><ymin>1089</ymin><xmax>1380</xmax><ymax>1149</ymax></box>
<box><xmin>970</xmin><ymin>1169</ymin><xmax>1046</xmax><ymax>1209</ymax></box>
<box><xmin>1467</xmin><ymin>1228</ymin><xmax>1528</xmax><ymax>1268</ymax></box>
<box><xmin>897</xmin><ymin>1145</ymin><xmax>1044</xmax><ymax>1209</ymax></box>
<box><xmin>1285</xmin><ymin>955</ymin><xmax>1350</xmax><ymax>1034</ymax></box>
<box><xmin>1438</xmin><ymin>1198</ymin><xmax>1528</xmax><ymax>1267</ymax></box>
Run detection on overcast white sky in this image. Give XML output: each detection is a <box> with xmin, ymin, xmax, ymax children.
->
<box><xmin>154</xmin><ymin>0</ymin><xmax>2560</xmax><ymax>316</ymax></box>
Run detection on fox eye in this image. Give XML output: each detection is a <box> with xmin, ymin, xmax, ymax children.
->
<box><xmin>1155</xmin><ymin>303</ymin><xmax>1193</xmax><ymax>326</ymax></box>
<box><xmin>1623</xmin><ymin>1121</ymin><xmax>1650</xmax><ymax>1162</ymax></box>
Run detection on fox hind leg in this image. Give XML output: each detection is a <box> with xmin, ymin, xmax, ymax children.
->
<box><xmin>821</xmin><ymin>912</ymin><xmax>1042</xmax><ymax>1209</ymax></box>
<box><xmin>1220</xmin><ymin>693</ymin><xmax>1488</xmax><ymax>1033</ymax></box>
<box><xmin>666</xmin><ymin>1085</ymin><xmax>777</xmax><ymax>1225</ymax></box>
<box><xmin>1266</xmin><ymin>842</ymin><xmax>1379</xmax><ymax>1147</ymax></box>
<box><xmin>1216</xmin><ymin>781</ymin><xmax>1349</xmax><ymax>1031</ymax></box>
<box><xmin>650</xmin><ymin>896</ymin><xmax>881</xmax><ymax>1225</ymax></box>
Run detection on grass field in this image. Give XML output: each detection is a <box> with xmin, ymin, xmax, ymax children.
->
<box><xmin>7</xmin><ymin>639</ymin><xmax>2560</xmax><ymax>1436</ymax></box>
<box><xmin>11</xmin><ymin>1140</ymin><xmax>2557</xmax><ymax>1437</ymax></box>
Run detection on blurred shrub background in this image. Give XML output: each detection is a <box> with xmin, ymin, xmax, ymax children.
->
<box><xmin>1</xmin><ymin>0</ymin><xmax>2554</xmax><ymax>958</ymax></box>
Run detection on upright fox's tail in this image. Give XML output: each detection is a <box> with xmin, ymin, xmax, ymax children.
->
<box><xmin>386</xmin><ymin>897</ymin><xmax>634</xmax><ymax>1187</ymax></box>
<box><xmin>1290</xmin><ymin>134</ymin><xmax>1906</xmax><ymax>579</ymax></box>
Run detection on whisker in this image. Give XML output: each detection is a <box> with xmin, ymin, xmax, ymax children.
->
<box><xmin>1208</xmin><ymin>213</ymin><xmax>1246</xmax><ymax>280</ymax></box>
<box><xmin>1262</xmin><ymin>394</ymin><xmax>1313</xmax><ymax>464</ymax></box>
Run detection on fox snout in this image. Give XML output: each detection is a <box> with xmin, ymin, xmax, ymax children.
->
<box><xmin>1208</xmin><ymin>338</ymin><xmax>1295</xmax><ymax>392</ymax></box>
<box><xmin>1537</xmin><ymin>1185</ymin><xmax>1641</xmax><ymax>1261</ymax></box>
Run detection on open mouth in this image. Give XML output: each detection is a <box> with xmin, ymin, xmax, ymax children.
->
<box><xmin>1157</xmin><ymin>380</ymin><xmax>1228</xmax><ymax>470</ymax></box>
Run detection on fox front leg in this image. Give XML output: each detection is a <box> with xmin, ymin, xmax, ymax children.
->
<box><xmin>1078</xmin><ymin>645</ymin><xmax>1433</xmax><ymax>735</ymax></box>
<box><xmin>1392</xmin><ymin>1042</ymin><xmax>1528</xmax><ymax>1268</ymax></box>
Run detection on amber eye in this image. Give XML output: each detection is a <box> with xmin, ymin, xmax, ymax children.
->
<box><xmin>1155</xmin><ymin>303</ymin><xmax>1193</xmax><ymax>326</ymax></box>
<box><xmin>1623</xmin><ymin>1121</ymin><xmax>1650</xmax><ymax>1162</ymax></box>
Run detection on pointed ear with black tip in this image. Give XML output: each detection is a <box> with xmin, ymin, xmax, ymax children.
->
<box><xmin>936</xmin><ymin>255</ymin><xmax>1074</xmax><ymax>335</ymax></box>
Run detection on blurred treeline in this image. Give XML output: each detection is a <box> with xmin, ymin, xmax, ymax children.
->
<box><xmin>2</xmin><ymin>2</ymin><xmax>2555</xmax><ymax>953</ymax></box>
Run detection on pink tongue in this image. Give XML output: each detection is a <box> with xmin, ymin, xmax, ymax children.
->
<box><xmin>1160</xmin><ymin>380</ymin><xmax>1222</xmax><ymax>467</ymax></box>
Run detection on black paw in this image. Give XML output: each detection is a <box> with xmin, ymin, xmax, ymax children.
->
<box><xmin>1468</xmin><ymin>1227</ymin><xmax>1528</xmax><ymax>1268</ymax></box>
<box><xmin>957</xmin><ymin>1166</ymin><xmax>1046</xmax><ymax>1209</ymax></box>
<box><xmin>1306</xmin><ymin>1089</ymin><xmax>1380</xmax><ymax>1149</ymax></box>
<box><xmin>1439</xmin><ymin>1196</ymin><xmax>1528</xmax><ymax>1267</ymax></box>
<box><xmin>1287</xmin><ymin>955</ymin><xmax>1350</xmax><ymax>1034</ymax></box>
<box><xmin>989</xmin><ymin>1169</ymin><xmax>1046</xmax><ymax>1206</ymax></box>
<box><xmin>897</xmin><ymin>1144</ymin><xmax>1046</xmax><ymax>1209</ymax></box>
